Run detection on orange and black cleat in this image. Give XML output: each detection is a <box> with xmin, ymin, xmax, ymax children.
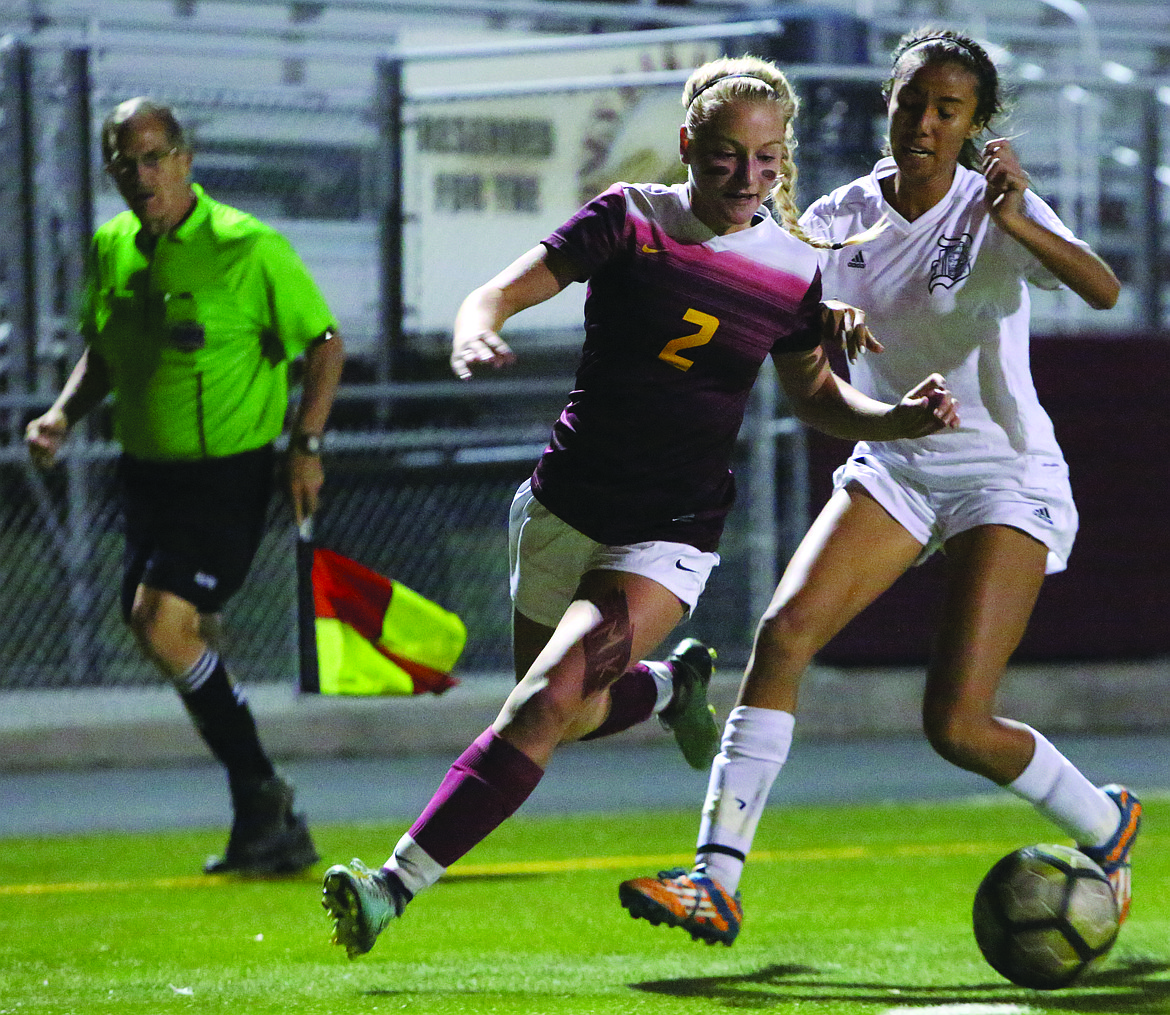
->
<box><xmin>619</xmin><ymin>867</ymin><xmax>742</xmax><ymax>945</ymax></box>
<box><xmin>1078</xmin><ymin>784</ymin><xmax>1141</xmax><ymax>924</ymax></box>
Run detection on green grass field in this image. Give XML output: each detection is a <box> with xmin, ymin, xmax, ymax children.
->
<box><xmin>1</xmin><ymin>797</ymin><xmax>1165</xmax><ymax>1014</ymax></box>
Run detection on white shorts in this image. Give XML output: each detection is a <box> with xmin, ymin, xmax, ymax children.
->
<box><xmin>508</xmin><ymin>479</ymin><xmax>720</xmax><ymax>628</ymax></box>
<box><xmin>833</xmin><ymin>452</ymin><xmax>1078</xmax><ymax>574</ymax></box>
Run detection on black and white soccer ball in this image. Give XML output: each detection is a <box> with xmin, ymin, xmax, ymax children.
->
<box><xmin>972</xmin><ymin>842</ymin><xmax>1120</xmax><ymax>990</ymax></box>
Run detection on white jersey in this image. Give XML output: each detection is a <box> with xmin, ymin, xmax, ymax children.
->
<box><xmin>800</xmin><ymin>156</ymin><xmax>1090</xmax><ymax>490</ymax></box>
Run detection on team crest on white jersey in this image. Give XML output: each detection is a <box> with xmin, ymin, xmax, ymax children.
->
<box><xmin>929</xmin><ymin>233</ymin><xmax>973</xmax><ymax>291</ymax></box>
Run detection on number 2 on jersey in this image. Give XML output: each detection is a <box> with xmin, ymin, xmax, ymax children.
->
<box><xmin>658</xmin><ymin>308</ymin><xmax>719</xmax><ymax>372</ymax></box>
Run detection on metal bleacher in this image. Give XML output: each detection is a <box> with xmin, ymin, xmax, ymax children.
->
<box><xmin>0</xmin><ymin>0</ymin><xmax>1165</xmax><ymax>368</ymax></box>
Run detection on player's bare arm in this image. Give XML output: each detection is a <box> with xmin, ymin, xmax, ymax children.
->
<box><xmin>25</xmin><ymin>347</ymin><xmax>112</xmax><ymax>469</ymax></box>
<box><xmin>451</xmin><ymin>245</ymin><xmax>579</xmax><ymax>380</ymax></box>
<box><xmin>773</xmin><ymin>346</ymin><xmax>959</xmax><ymax>441</ymax></box>
<box><xmin>982</xmin><ymin>138</ymin><xmax>1120</xmax><ymax>310</ymax></box>
<box><xmin>288</xmin><ymin>328</ymin><xmax>346</xmax><ymax>525</ymax></box>
<box><xmin>819</xmin><ymin>298</ymin><xmax>884</xmax><ymax>363</ymax></box>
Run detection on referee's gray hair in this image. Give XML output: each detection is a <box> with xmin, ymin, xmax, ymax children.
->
<box><xmin>101</xmin><ymin>97</ymin><xmax>189</xmax><ymax>165</ymax></box>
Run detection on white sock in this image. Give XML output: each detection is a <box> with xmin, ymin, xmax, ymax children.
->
<box><xmin>643</xmin><ymin>661</ymin><xmax>674</xmax><ymax>714</ymax></box>
<box><xmin>1004</xmin><ymin>720</ymin><xmax>1119</xmax><ymax>846</ymax></box>
<box><xmin>694</xmin><ymin>705</ymin><xmax>795</xmax><ymax>894</ymax></box>
<box><xmin>384</xmin><ymin>832</ymin><xmax>447</xmax><ymax>898</ymax></box>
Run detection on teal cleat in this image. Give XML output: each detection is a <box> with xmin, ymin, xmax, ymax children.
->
<box><xmin>322</xmin><ymin>859</ymin><xmax>409</xmax><ymax>958</ymax></box>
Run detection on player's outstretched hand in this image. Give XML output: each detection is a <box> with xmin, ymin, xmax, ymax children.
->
<box><xmin>25</xmin><ymin>409</ymin><xmax>68</xmax><ymax>469</ymax></box>
<box><xmin>450</xmin><ymin>329</ymin><xmax>517</xmax><ymax>380</ymax></box>
<box><xmin>888</xmin><ymin>373</ymin><xmax>960</xmax><ymax>437</ymax></box>
<box><xmin>819</xmin><ymin>299</ymin><xmax>883</xmax><ymax>363</ymax></box>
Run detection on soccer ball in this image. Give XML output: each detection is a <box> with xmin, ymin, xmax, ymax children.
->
<box><xmin>972</xmin><ymin>843</ymin><xmax>1119</xmax><ymax>990</ymax></box>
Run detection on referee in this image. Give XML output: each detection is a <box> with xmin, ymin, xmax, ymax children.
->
<box><xmin>26</xmin><ymin>97</ymin><xmax>345</xmax><ymax>875</ymax></box>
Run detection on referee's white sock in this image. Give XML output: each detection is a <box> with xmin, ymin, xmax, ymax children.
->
<box><xmin>1004</xmin><ymin>720</ymin><xmax>1119</xmax><ymax>847</ymax></box>
<box><xmin>694</xmin><ymin>705</ymin><xmax>794</xmax><ymax>895</ymax></box>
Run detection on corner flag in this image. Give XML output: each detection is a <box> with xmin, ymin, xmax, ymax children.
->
<box><xmin>298</xmin><ymin>536</ymin><xmax>464</xmax><ymax>696</ymax></box>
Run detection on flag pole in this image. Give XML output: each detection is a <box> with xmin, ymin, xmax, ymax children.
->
<box><xmin>296</xmin><ymin>516</ymin><xmax>321</xmax><ymax>694</ymax></box>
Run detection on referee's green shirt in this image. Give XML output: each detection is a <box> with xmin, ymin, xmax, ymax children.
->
<box><xmin>82</xmin><ymin>184</ymin><xmax>335</xmax><ymax>461</ymax></box>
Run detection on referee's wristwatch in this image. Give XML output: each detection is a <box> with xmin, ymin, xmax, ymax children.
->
<box><xmin>292</xmin><ymin>432</ymin><xmax>322</xmax><ymax>456</ymax></box>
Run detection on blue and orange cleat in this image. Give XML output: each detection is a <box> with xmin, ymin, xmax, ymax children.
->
<box><xmin>1078</xmin><ymin>784</ymin><xmax>1141</xmax><ymax>924</ymax></box>
<box><xmin>619</xmin><ymin>867</ymin><xmax>742</xmax><ymax>945</ymax></box>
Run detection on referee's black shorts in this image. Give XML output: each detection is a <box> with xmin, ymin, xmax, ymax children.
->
<box><xmin>119</xmin><ymin>445</ymin><xmax>276</xmax><ymax>620</ymax></box>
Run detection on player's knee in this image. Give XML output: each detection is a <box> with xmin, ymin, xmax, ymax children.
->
<box><xmin>558</xmin><ymin>695</ymin><xmax>610</xmax><ymax>745</ymax></box>
<box><xmin>537</xmin><ymin>682</ymin><xmax>587</xmax><ymax>733</ymax></box>
<box><xmin>754</xmin><ymin>601</ymin><xmax>823</xmax><ymax>670</ymax></box>
<box><xmin>506</xmin><ymin>670</ymin><xmax>588</xmax><ymax>740</ymax></box>
<box><xmin>923</xmin><ymin>708</ymin><xmax>986</xmax><ymax>770</ymax></box>
<box><xmin>127</xmin><ymin>600</ymin><xmax>187</xmax><ymax>673</ymax></box>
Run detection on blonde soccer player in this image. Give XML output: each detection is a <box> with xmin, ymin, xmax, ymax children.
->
<box><xmin>320</xmin><ymin>54</ymin><xmax>959</xmax><ymax>957</ymax></box>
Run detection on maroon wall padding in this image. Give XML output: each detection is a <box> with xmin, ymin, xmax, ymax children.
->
<box><xmin>805</xmin><ymin>335</ymin><xmax>1170</xmax><ymax>664</ymax></box>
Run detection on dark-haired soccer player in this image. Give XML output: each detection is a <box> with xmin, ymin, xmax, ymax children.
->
<box><xmin>621</xmin><ymin>29</ymin><xmax>1137</xmax><ymax>947</ymax></box>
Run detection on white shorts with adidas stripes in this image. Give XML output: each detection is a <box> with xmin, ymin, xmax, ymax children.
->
<box><xmin>832</xmin><ymin>451</ymin><xmax>1078</xmax><ymax>575</ymax></box>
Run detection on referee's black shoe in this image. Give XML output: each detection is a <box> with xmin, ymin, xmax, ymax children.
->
<box><xmin>204</xmin><ymin>774</ymin><xmax>319</xmax><ymax>875</ymax></box>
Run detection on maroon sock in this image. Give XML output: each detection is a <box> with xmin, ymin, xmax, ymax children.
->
<box><xmin>580</xmin><ymin>663</ymin><xmax>658</xmax><ymax>740</ymax></box>
<box><xmin>408</xmin><ymin>727</ymin><xmax>544</xmax><ymax>868</ymax></box>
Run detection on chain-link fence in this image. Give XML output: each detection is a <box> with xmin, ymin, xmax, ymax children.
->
<box><xmin>2</xmin><ymin>6</ymin><xmax>1166</xmax><ymax>693</ymax></box>
<box><xmin>0</xmin><ymin>412</ymin><xmax>802</xmax><ymax>689</ymax></box>
<box><xmin>0</xmin><ymin>17</ymin><xmax>818</xmax><ymax>693</ymax></box>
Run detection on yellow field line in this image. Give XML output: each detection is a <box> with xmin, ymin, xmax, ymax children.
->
<box><xmin>0</xmin><ymin>839</ymin><xmax>1023</xmax><ymax>897</ymax></box>
<box><xmin>0</xmin><ymin>874</ymin><xmax>237</xmax><ymax>896</ymax></box>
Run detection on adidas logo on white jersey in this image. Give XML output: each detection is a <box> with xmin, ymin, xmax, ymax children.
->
<box><xmin>847</xmin><ymin>250</ymin><xmax>866</xmax><ymax>268</ymax></box>
<box><xmin>1033</xmin><ymin>506</ymin><xmax>1053</xmax><ymax>524</ymax></box>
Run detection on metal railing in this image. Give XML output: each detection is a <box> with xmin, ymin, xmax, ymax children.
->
<box><xmin>0</xmin><ymin>374</ymin><xmax>806</xmax><ymax>689</ymax></box>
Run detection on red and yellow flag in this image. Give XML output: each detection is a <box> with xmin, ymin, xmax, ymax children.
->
<box><xmin>298</xmin><ymin>545</ymin><xmax>463</xmax><ymax>696</ymax></box>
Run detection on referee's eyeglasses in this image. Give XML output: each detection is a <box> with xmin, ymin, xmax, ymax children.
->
<box><xmin>106</xmin><ymin>147</ymin><xmax>180</xmax><ymax>178</ymax></box>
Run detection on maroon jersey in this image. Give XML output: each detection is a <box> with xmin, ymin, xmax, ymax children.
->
<box><xmin>532</xmin><ymin>182</ymin><xmax>822</xmax><ymax>552</ymax></box>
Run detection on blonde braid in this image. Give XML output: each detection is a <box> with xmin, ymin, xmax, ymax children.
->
<box><xmin>770</xmin><ymin>151</ymin><xmax>814</xmax><ymax>244</ymax></box>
